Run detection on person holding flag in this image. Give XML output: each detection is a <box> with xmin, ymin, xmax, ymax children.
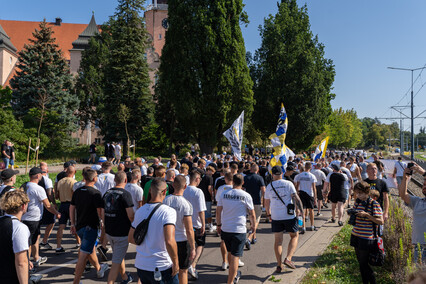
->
<box><xmin>269</xmin><ymin>104</ymin><xmax>290</xmax><ymax>174</ymax></box>
<box><xmin>223</xmin><ymin>111</ymin><xmax>244</xmax><ymax>161</ymax></box>
<box><xmin>313</xmin><ymin>137</ymin><xmax>329</xmax><ymax>162</ymax></box>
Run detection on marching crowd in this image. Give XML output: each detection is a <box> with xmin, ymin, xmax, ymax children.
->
<box><xmin>0</xmin><ymin>149</ymin><xmax>425</xmax><ymax>284</ymax></box>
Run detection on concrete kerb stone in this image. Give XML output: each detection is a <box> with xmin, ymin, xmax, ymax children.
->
<box><xmin>263</xmin><ymin>214</ymin><xmax>350</xmax><ymax>284</ymax></box>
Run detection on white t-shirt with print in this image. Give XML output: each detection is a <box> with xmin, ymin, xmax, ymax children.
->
<box><xmin>217</xmin><ymin>188</ymin><xmax>254</xmax><ymax>234</ymax></box>
<box><xmin>183</xmin><ymin>185</ymin><xmax>206</xmax><ymax>229</ymax></box>
<box><xmin>95</xmin><ymin>173</ymin><xmax>115</xmax><ymax>196</ymax></box>
<box><xmin>215</xmin><ymin>184</ymin><xmax>232</xmax><ymax>201</ymax></box>
<box><xmin>294</xmin><ymin>171</ymin><xmax>317</xmax><ymax>197</ymax></box>
<box><xmin>22</xmin><ymin>182</ymin><xmax>48</xmax><ymax>221</ymax></box>
<box><xmin>163</xmin><ymin>195</ymin><xmax>193</xmax><ymax>242</ymax></box>
<box><xmin>132</xmin><ymin>203</ymin><xmax>176</xmax><ymax>272</ymax></box>
<box><xmin>125</xmin><ymin>183</ymin><xmax>144</xmax><ymax>213</ymax></box>
<box><xmin>265</xmin><ymin>179</ymin><xmax>297</xmax><ymax>221</ymax></box>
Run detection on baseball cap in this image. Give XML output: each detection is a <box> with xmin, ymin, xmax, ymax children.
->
<box><xmin>63</xmin><ymin>162</ymin><xmax>71</xmax><ymax>168</ymax></box>
<box><xmin>331</xmin><ymin>164</ymin><xmax>340</xmax><ymax>171</ymax></box>
<box><xmin>141</xmin><ymin>158</ymin><xmax>146</xmax><ymax>163</ymax></box>
<box><xmin>68</xmin><ymin>160</ymin><xmax>77</xmax><ymax>165</ymax></box>
<box><xmin>29</xmin><ymin>167</ymin><xmax>45</xmax><ymax>176</ymax></box>
<box><xmin>271</xmin><ymin>166</ymin><xmax>283</xmax><ymax>175</ymax></box>
<box><xmin>1</xmin><ymin>169</ymin><xmax>19</xmax><ymax>180</ymax></box>
<box><xmin>98</xmin><ymin>156</ymin><xmax>107</xmax><ymax>163</ymax></box>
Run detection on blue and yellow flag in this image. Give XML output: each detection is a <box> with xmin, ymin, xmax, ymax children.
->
<box><xmin>269</xmin><ymin>104</ymin><xmax>289</xmax><ymax>173</ymax></box>
<box><xmin>314</xmin><ymin>136</ymin><xmax>329</xmax><ymax>161</ymax></box>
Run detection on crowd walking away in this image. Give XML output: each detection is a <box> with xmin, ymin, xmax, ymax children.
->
<box><xmin>0</xmin><ymin>148</ymin><xmax>425</xmax><ymax>284</ymax></box>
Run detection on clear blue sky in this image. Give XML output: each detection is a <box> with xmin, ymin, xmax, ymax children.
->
<box><xmin>1</xmin><ymin>0</ymin><xmax>426</xmax><ymax>133</ymax></box>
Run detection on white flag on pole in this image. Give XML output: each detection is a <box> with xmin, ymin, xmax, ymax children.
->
<box><xmin>223</xmin><ymin>111</ymin><xmax>244</xmax><ymax>161</ymax></box>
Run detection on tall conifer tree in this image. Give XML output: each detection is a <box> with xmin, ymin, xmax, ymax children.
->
<box><xmin>156</xmin><ymin>0</ymin><xmax>254</xmax><ymax>153</ymax></box>
<box><xmin>250</xmin><ymin>0</ymin><xmax>335</xmax><ymax>151</ymax></box>
<box><xmin>99</xmin><ymin>0</ymin><xmax>153</xmax><ymax>155</ymax></box>
<box><xmin>10</xmin><ymin>20</ymin><xmax>79</xmax><ymax>149</ymax></box>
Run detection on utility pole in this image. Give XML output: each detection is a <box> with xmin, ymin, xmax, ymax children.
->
<box><xmin>387</xmin><ymin>66</ymin><xmax>426</xmax><ymax>160</ymax></box>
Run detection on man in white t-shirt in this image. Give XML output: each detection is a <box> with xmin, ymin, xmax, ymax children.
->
<box><xmin>182</xmin><ymin>170</ymin><xmax>206</xmax><ymax>280</ymax></box>
<box><xmin>311</xmin><ymin>163</ymin><xmax>327</xmax><ymax>216</ymax></box>
<box><xmin>22</xmin><ymin>167</ymin><xmax>61</xmax><ymax>267</ymax></box>
<box><xmin>264</xmin><ymin>166</ymin><xmax>304</xmax><ymax>272</ymax></box>
<box><xmin>294</xmin><ymin>162</ymin><xmax>317</xmax><ymax>233</ymax></box>
<box><xmin>129</xmin><ymin>178</ymin><xmax>179</xmax><ymax>283</ymax></box>
<box><xmin>216</xmin><ymin>174</ymin><xmax>255</xmax><ymax>284</ymax></box>
<box><xmin>393</xmin><ymin>156</ymin><xmax>407</xmax><ymax>186</ymax></box>
<box><xmin>125</xmin><ymin>169</ymin><xmax>144</xmax><ymax>213</ymax></box>
<box><xmin>164</xmin><ymin>175</ymin><xmax>196</xmax><ymax>284</ymax></box>
<box><xmin>0</xmin><ymin>190</ymin><xmax>43</xmax><ymax>283</ymax></box>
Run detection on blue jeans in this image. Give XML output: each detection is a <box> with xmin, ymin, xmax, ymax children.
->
<box><xmin>77</xmin><ymin>226</ymin><xmax>99</xmax><ymax>254</ymax></box>
<box><xmin>137</xmin><ymin>267</ymin><xmax>178</xmax><ymax>284</ymax></box>
<box><xmin>2</xmin><ymin>158</ymin><xmax>9</xmax><ymax>169</ymax></box>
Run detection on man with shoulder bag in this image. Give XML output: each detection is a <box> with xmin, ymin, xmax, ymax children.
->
<box><xmin>264</xmin><ymin>166</ymin><xmax>304</xmax><ymax>273</ymax></box>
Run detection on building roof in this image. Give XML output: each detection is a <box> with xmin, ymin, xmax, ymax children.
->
<box><xmin>71</xmin><ymin>14</ymin><xmax>99</xmax><ymax>50</ymax></box>
<box><xmin>0</xmin><ymin>23</ymin><xmax>17</xmax><ymax>53</ymax></box>
<box><xmin>0</xmin><ymin>19</ymin><xmax>89</xmax><ymax>60</ymax></box>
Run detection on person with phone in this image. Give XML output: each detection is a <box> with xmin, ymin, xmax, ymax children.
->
<box><xmin>398</xmin><ymin>162</ymin><xmax>426</xmax><ymax>265</ymax></box>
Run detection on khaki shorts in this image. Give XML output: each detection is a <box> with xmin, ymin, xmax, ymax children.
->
<box><xmin>253</xmin><ymin>205</ymin><xmax>262</xmax><ymax>223</ymax></box>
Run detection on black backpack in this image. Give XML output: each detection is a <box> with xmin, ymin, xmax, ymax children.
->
<box><xmin>0</xmin><ymin>186</ymin><xmax>15</xmax><ymax>216</ymax></box>
<box><xmin>133</xmin><ymin>203</ymin><xmax>163</xmax><ymax>245</ymax></box>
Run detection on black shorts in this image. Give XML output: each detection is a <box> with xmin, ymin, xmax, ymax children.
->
<box><xmin>221</xmin><ymin>231</ymin><xmax>246</xmax><ymax>257</ymax></box>
<box><xmin>58</xmin><ymin>202</ymin><xmax>71</xmax><ymax>225</ymax></box>
<box><xmin>350</xmin><ymin>234</ymin><xmax>376</xmax><ymax>251</ymax></box>
<box><xmin>23</xmin><ymin>220</ymin><xmax>41</xmax><ymax>245</ymax></box>
<box><xmin>330</xmin><ymin>195</ymin><xmax>346</xmax><ymax>203</ymax></box>
<box><xmin>271</xmin><ymin>218</ymin><xmax>298</xmax><ymax>233</ymax></box>
<box><xmin>299</xmin><ymin>191</ymin><xmax>315</xmax><ymax>209</ymax></box>
<box><xmin>177</xmin><ymin>241</ymin><xmax>191</xmax><ymax>269</ymax></box>
<box><xmin>316</xmin><ymin>185</ymin><xmax>323</xmax><ymax>201</ymax></box>
<box><xmin>194</xmin><ymin>228</ymin><xmax>206</xmax><ymax>247</ymax></box>
<box><xmin>40</xmin><ymin>208</ymin><xmax>55</xmax><ymax>225</ymax></box>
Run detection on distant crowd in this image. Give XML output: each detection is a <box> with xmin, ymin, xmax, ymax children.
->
<box><xmin>0</xmin><ymin>148</ymin><xmax>425</xmax><ymax>284</ymax></box>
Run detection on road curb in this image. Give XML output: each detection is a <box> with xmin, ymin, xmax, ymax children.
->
<box><xmin>263</xmin><ymin>214</ymin><xmax>349</xmax><ymax>284</ymax></box>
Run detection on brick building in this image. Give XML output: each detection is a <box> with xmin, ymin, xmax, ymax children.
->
<box><xmin>0</xmin><ymin>0</ymin><xmax>168</xmax><ymax>144</ymax></box>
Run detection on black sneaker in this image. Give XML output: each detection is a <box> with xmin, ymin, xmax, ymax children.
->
<box><xmin>323</xmin><ymin>203</ymin><xmax>329</xmax><ymax>208</ymax></box>
<box><xmin>338</xmin><ymin>221</ymin><xmax>344</xmax><ymax>226</ymax></box>
<box><xmin>300</xmin><ymin>228</ymin><xmax>306</xmax><ymax>234</ymax></box>
<box><xmin>97</xmin><ymin>246</ymin><xmax>108</xmax><ymax>261</ymax></box>
<box><xmin>55</xmin><ymin>247</ymin><xmax>66</xmax><ymax>254</ymax></box>
<box><xmin>234</xmin><ymin>270</ymin><xmax>241</xmax><ymax>283</ymax></box>
<box><xmin>40</xmin><ymin>242</ymin><xmax>52</xmax><ymax>250</ymax></box>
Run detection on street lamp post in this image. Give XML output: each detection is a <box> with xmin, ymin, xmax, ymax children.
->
<box><xmin>387</xmin><ymin>66</ymin><xmax>426</xmax><ymax>160</ymax></box>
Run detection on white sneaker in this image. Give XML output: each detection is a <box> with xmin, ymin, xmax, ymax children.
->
<box><xmin>97</xmin><ymin>263</ymin><xmax>109</xmax><ymax>278</ymax></box>
<box><xmin>33</xmin><ymin>256</ymin><xmax>47</xmax><ymax>267</ymax></box>
<box><xmin>221</xmin><ymin>262</ymin><xmax>229</xmax><ymax>270</ymax></box>
<box><xmin>238</xmin><ymin>259</ymin><xmax>244</xmax><ymax>267</ymax></box>
<box><xmin>188</xmin><ymin>266</ymin><xmax>198</xmax><ymax>280</ymax></box>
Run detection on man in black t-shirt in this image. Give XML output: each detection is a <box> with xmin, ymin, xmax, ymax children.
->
<box><xmin>323</xmin><ymin>164</ymin><xmax>348</xmax><ymax>226</ymax></box>
<box><xmin>244</xmin><ymin>164</ymin><xmax>266</xmax><ymax>246</ymax></box>
<box><xmin>1</xmin><ymin>140</ymin><xmax>13</xmax><ymax>169</ymax></box>
<box><xmin>197</xmin><ymin>161</ymin><xmax>214</xmax><ymax>232</ymax></box>
<box><xmin>70</xmin><ymin>168</ymin><xmax>108</xmax><ymax>283</ymax></box>
<box><xmin>102</xmin><ymin>171</ymin><xmax>134</xmax><ymax>284</ymax></box>
<box><xmin>364</xmin><ymin>163</ymin><xmax>389</xmax><ymax>221</ymax></box>
<box><xmin>89</xmin><ymin>142</ymin><xmax>97</xmax><ymax>164</ymax></box>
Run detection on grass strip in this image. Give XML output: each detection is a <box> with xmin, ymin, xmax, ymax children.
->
<box><xmin>301</xmin><ymin>224</ymin><xmax>394</xmax><ymax>284</ymax></box>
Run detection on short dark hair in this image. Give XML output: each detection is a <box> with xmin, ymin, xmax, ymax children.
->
<box><xmin>114</xmin><ymin>171</ymin><xmax>127</xmax><ymax>184</ymax></box>
<box><xmin>353</xmin><ymin>181</ymin><xmax>370</xmax><ymax>194</ymax></box>
<box><xmin>150</xmin><ymin>178</ymin><xmax>167</xmax><ymax>195</ymax></box>
<box><xmin>173</xmin><ymin>175</ymin><xmax>186</xmax><ymax>191</ymax></box>
<box><xmin>233</xmin><ymin>174</ymin><xmax>244</xmax><ymax>186</ymax></box>
<box><xmin>189</xmin><ymin>170</ymin><xmax>201</xmax><ymax>182</ymax></box>
<box><xmin>83</xmin><ymin>168</ymin><xmax>97</xmax><ymax>182</ymax></box>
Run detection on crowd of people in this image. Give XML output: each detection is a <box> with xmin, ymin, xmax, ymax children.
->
<box><xmin>0</xmin><ymin>149</ymin><xmax>425</xmax><ymax>284</ymax></box>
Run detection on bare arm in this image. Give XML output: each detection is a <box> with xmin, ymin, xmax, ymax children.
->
<box><xmin>15</xmin><ymin>251</ymin><xmax>29</xmax><ymax>284</ymax></box>
<box><xmin>292</xmin><ymin>193</ymin><xmax>304</xmax><ymax>219</ymax></box>
<box><xmin>264</xmin><ymin>198</ymin><xmax>271</xmax><ymax>217</ymax></box>
<box><xmin>183</xmin><ymin>216</ymin><xmax>196</xmax><ymax>261</ymax></box>
<box><xmin>356</xmin><ymin>211</ymin><xmax>384</xmax><ymax>225</ymax></box>
<box><xmin>128</xmin><ymin>227</ymin><xmax>136</xmax><ymax>245</ymax></box>
<box><xmin>399</xmin><ymin>169</ymin><xmax>411</xmax><ymax>204</ymax></box>
<box><xmin>382</xmin><ymin>192</ymin><xmax>389</xmax><ymax>221</ymax></box>
<box><xmin>137</xmin><ymin>201</ymin><xmax>143</xmax><ymax>209</ymax></box>
<box><xmin>126</xmin><ymin>207</ymin><xmax>135</xmax><ymax>223</ymax></box>
<box><xmin>164</xmin><ymin>224</ymin><xmax>179</xmax><ymax>276</ymax></box>
<box><xmin>198</xmin><ymin>211</ymin><xmax>205</xmax><ymax>235</ymax></box>
<box><xmin>248</xmin><ymin>209</ymin><xmax>256</xmax><ymax>232</ymax></box>
<box><xmin>208</xmin><ymin>185</ymin><xmax>213</xmax><ymax>201</ymax></box>
<box><xmin>216</xmin><ymin>206</ymin><xmax>223</xmax><ymax>234</ymax></box>
<box><xmin>295</xmin><ymin>181</ymin><xmax>300</xmax><ymax>192</ymax></box>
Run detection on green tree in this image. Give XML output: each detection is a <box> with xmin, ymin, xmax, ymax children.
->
<box><xmin>156</xmin><ymin>0</ymin><xmax>254</xmax><ymax>153</ymax></box>
<box><xmin>324</xmin><ymin>108</ymin><xmax>362</xmax><ymax>149</ymax></box>
<box><xmin>10</xmin><ymin>20</ymin><xmax>79</xmax><ymax>150</ymax></box>
<box><xmin>250</xmin><ymin>0</ymin><xmax>335</xmax><ymax>151</ymax></box>
<box><xmin>99</xmin><ymin>0</ymin><xmax>153</xmax><ymax>153</ymax></box>
<box><xmin>0</xmin><ymin>85</ymin><xmax>12</xmax><ymax>109</ymax></box>
<box><xmin>75</xmin><ymin>27</ymin><xmax>111</xmax><ymax>130</ymax></box>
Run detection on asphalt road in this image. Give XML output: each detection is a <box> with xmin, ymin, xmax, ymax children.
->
<box><xmin>34</xmin><ymin>204</ymin><xmax>340</xmax><ymax>284</ymax></box>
